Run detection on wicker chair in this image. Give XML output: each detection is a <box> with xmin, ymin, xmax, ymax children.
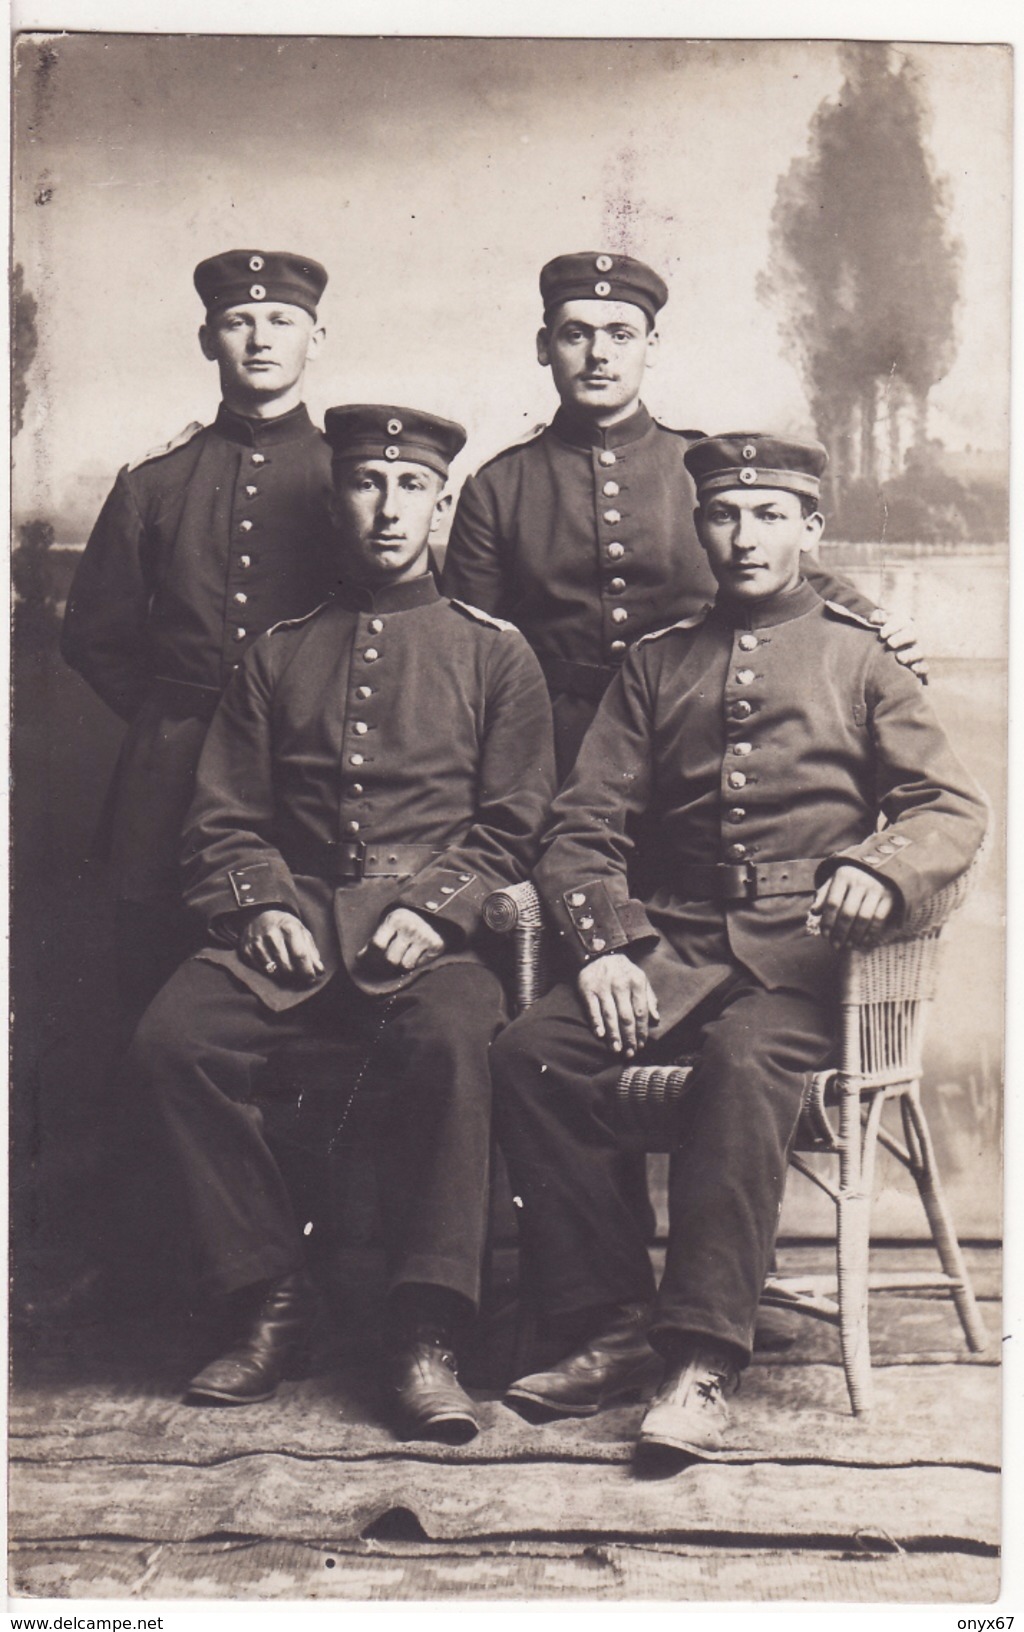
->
<box><xmin>483</xmin><ymin>871</ymin><xmax>989</xmax><ymax>1415</ymax></box>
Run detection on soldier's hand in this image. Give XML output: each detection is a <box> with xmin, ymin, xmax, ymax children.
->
<box><xmin>870</xmin><ymin>608</ymin><xmax>929</xmax><ymax>680</ymax></box>
<box><xmin>363</xmin><ymin>907</ymin><xmax>446</xmax><ymax>972</ymax></box>
<box><xmin>811</xmin><ymin>864</ymin><xmax>898</xmax><ymax>951</ymax></box>
<box><xmin>577</xmin><ymin>952</ymin><xmax>660</xmax><ymax>1058</ymax></box>
<box><xmin>238</xmin><ymin>909</ymin><xmax>325</xmax><ymax>983</ymax></box>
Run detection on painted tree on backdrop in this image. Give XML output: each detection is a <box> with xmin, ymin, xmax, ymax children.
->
<box><xmin>758</xmin><ymin>44</ymin><xmax>970</xmax><ymax>541</ymax></box>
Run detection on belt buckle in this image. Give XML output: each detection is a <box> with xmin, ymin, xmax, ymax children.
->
<box><xmin>717</xmin><ymin>862</ymin><xmax>756</xmax><ymax>902</ymax></box>
<box><xmin>330</xmin><ymin>839</ymin><xmax>366</xmax><ymax>881</ymax></box>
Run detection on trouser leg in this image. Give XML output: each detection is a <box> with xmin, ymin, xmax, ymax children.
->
<box><xmin>491</xmin><ymin>981</ymin><xmax>659</xmax><ymax>1321</ymax></box>
<box><xmin>122</xmin><ymin>958</ymin><xmax>321</xmax><ymax>1296</ymax></box>
<box><xmin>372</xmin><ymin>964</ymin><xmax>504</xmax><ymax>1312</ymax></box>
<box><xmin>650</xmin><ymin>982</ymin><xmax>834</xmax><ymax>1365</ymax></box>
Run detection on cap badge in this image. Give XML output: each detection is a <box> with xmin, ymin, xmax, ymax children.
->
<box><xmin>384</xmin><ymin>445</ymin><xmax>400</xmax><ymax>460</ymax></box>
<box><xmin>387</xmin><ymin>418</ymin><xmax>403</xmax><ymax>436</ymax></box>
<box><xmin>594</xmin><ymin>280</ymin><xmax>611</xmax><ymax>298</ymax></box>
<box><xmin>595</xmin><ymin>254</ymin><xmax>613</xmax><ymax>272</ymax></box>
<box><xmin>742</xmin><ymin>443</ymin><xmax>757</xmax><ymax>460</ymax></box>
<box><xmin>249</xmin><ymin>284</ymin><xmax>266</xmax><ymax>301</ymax></box>
<box><xmin>248</xmin><ymin>255</ymin><xmax>265</xmax><ymax>272</ymax></box>
<box><xmin>739</xmin><ymin>467</ymin><xmax>757</xmax><ymax>484</ymax></box>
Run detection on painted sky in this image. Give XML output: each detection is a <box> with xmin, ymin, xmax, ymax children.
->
<box><xmin>12</xmin><ymin>33</ymin><xmax>1012</xmax><ymax>533</ymax></box>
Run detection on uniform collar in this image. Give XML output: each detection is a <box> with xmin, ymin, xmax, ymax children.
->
<box><xmin>710</xmin><ymin>576</ymin><xmax>822</xmax><ymax>631</ymax></box>
<box><xmin>550</xmin><ymin>401</ymin><xmax>653</xmax><ymax>451</ymax></box>
<box><xmin>330</xmin><ymin>572</ymin><xmax>440</xmax><ymax>614</ymax></box>
<box><xmin>214</xmin><ymin>401</ymin><xmax>316</xmax><ymax>447</ymax></box>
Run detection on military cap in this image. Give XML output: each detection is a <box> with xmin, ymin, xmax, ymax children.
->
<box><xmin>684</xmin><ymin>433</ymin><xmax>829</xmax><ymax>503</ymax></box>
<box><xmin>324</xmin><ymin>405</ymin><xmax>467</xmax><ymax>480</ymax></box>
<box><xmin>194</xmin><ymin>250</ymin><xmax>328</xmax><ymax>319</ymax></box>
<box><xmin>540</xmin><ymin>251</ymin><xmax>669</xmax><ymax>327</ymax></box>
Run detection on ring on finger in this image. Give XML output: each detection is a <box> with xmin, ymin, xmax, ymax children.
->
<box><xmin>264</xmin><ymin>959</ymin><xmax>278</xmax><ymax>974</ymax></box>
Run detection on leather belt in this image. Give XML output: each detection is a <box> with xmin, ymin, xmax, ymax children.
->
<box><xmin>283</xmin><ymin>838</ymin><xmax>440</xmax><ymax>883</ymax></box>
<box><xmin>151</xmin><ymin>676</ymin><xmax>223</xmax><ymax>723</ymax></box>
<box><xmin>540</xmin><ymin>655</ymin><xmax>620</xmax><ymax>702</ymax></box>
<box><xmin>676</xmin><ymin>859</ymin><xmax>824</xmax><ymax>902</ymax></box>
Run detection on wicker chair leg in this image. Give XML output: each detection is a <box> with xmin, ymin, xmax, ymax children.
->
<box><xmin>903</xmin><ymin>1090</ymin><xmax>989</xmax><ymax>1353</ymax></box>
<box><xmin>834</xmin><ymin>1080</ymin><xmax>876</xmax><ymax>1416</ymax></box>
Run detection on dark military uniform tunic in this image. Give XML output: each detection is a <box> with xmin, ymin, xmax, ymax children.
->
<box><xmin>442</xmin><ymin>403</ymin><xmax>878</xmax><ymax>778</ymax></box>
<box><xmin>492</xmin><ymin>578</ymin><xmax>987</xmax><ymax>1361</ymax></box>
<box><xmin>123</xmin><ymin>574</ymin><xmax>555</xmax><ymax>1301</ymax></box>
<box><xmin>61</xmin><ymin>401</ymin><xmax>334</xmax><ymax>904</ymax></box>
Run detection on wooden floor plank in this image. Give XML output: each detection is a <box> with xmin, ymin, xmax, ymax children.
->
<box><xmin>8</xmin><ymin>1360</ymin><xmax>1000</xmax><ymax>1470</ymax></box>
<box><xmin>7</xmin><ymin>1537</ymin><xmax>1001</xmax><ymax>1603</ymax></box>
<box><xmin>9</xmin><ymin>1456</ymin><xmax>1000</xmax><ymax>1548</ymax></box>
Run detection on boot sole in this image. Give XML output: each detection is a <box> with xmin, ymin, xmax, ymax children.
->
<box><xmin>636</xmin><ymin>1424</ymin><xmax>724</xmax><ymax>1456</ymax></box>
<box><xmin>505</xmin><ymin>1371</ymin><xmax>660</xmax><ymax>1419</ymax></box>
<box><xmin>184</xmin><ymin>1346</ymin><xmax>311</xmax><ymax>1406</ymax></box>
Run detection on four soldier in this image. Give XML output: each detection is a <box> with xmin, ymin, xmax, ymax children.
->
<box><xmin>62</xmin><ymin>249</ymin><xmax>982</xmax><ymax>1455</ymax></box>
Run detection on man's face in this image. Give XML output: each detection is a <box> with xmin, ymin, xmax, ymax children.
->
<box><xmin>537</xmin><ymin>299</ymin><xmax>656</xmax><ymax>419</ymax></box>
<box><xmin>330</xmin><ymin>458</ymin><xmax>449</xmax><ymax>583</ymax></box>
<box><xmin>200</xmin><ymin>302</ymin><xmax>323</xmax><ymax>401</ymax></box>
<box><xmin>696</xmin><ymin>488</ymin><xmax>824</xmax><ymax>602</ymax></box>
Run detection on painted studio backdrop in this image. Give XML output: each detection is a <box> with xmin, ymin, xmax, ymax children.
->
<box><xmin>10</xmin><ymin>35</ymin><xmax>1009</xmax><ymax>1306</ymax></box>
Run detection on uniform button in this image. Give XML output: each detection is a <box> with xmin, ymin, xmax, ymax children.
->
<box><xmin>603</xmin><ymin>509</ymin><xmax>621</xmax><ymax>524</ymax></box>
<box><xmin>356</xmin><ymin>685</ymin><xmax>373</xmax><ymax>699</ymax></box>
<box><xmin>350</xmin><ymin>753</ymin><xmax>365</xmax><ymax>766</ymax></box>
<box><xmin>728</xmin><ymin>807</ymin><xmax>747</xmax><ymax>823</ymax></box>
<box><xmin>728</xmin><ymin>843</ymin><xmax>748</xmax><ymax>860</ymax></box>
<box><xmin>459</xmin><ymin>873</ymin><xmax>471</xmax><ymax>882</ymax></box>
<box><xmin>732</xmin><ymin>700</ymin><xmax>753</xmax><ymax>719</ymax></box>
<box><xmin>602</xmin><ymin>481</ymin><xmax>620</xmax><ymax>497</ymax></box>
<box><xmin>578</xmin><ymin>916</ymin><xmax>595</xmax><ymax>930</ymax></box>
<box><xmin>607</xmin><ymin>542</ymin><xmax>625</xmax><ymax>560</ymax></box>
<box><xmin>233</xmin><ymin>627</ymin><xmax>247</xmax><ymax>641</ymax></box>
<box><xmin>569</xmin><ymin>893</ymin><xmax>587</xmax><ymax>907</ymax></box>
<box><xmin>251</xmin><ymin>453</ymin><xmax>266</xmax><ymax>465</ymax></box>
<box><xmin>364</xmin><ymin>648</ymin><xmax>379</xmax><ymax>662</ymax></box>
<box><xmin>599</xmin><ymin>450</ymin><xmax>616</xmax><ymax>467</ymax></box>
<box><xmin>354</xmin><ymin>721</ymin><xmax>369</xmax><ymax>735</ymax></box>
<box><xmin>611</xmin><ymin>607</ymin><xmax>628</xmax><ymax>624</ymax></box>
<box><xmin>245</xmin><ymin>485</ymin><xmax>258</xmax><ymax>497</ymax></box>
<box><xmin>728</xmin><ymin>771</ymin><xmax>747</xmax><ymax>789</ymax></box>
<box><xmin>440</xmin><ymin>885</ymin><xmax>455</xmax><ymax>895</ymax></box>
<box><xmin>610</xmin><ymin>639</ymin><xmax>627</xmax><ymax>653</ymax></box>
<box><xmin>737</xmin><ymin>669</ymin><xmax>756</xmax><ymax>685</ymax></box>
<box><xmin>425</xmin><ymin>900</ymin><xmax>440</xmax><ymax>912</ymax></box>
<box><xmin>590</xmin><ymin>936</ymin><xmax>607</xmax><ymax>951</ymax></box>
<box><xmin>609</xmin><ymin>577</ymin><xmax>626</xmax><ymax>593</ymax></box>
<box><xmin>351</xmin><ymin>782</ymin><xmax>364</xmax><ymax>796</ymax></box>
<box><xmin>734</xmin><ymin>741</ymin><xmax>753</xmax><ymax>756</ymax></box>
<box><xmin>738</xmin><ymin>633</ymin><xmax>758</xmax><ymax>651</ymax></box>
<box><xmin>369</xmin><ymin>618</ymin><xmax>384</xmax><ymax>634</ymax></box>
<box><xmin>239</xmin><ymin>554</ymin><xmax>252</xmax><ymax>568</ymax></box>
<box><xmin>345</xmin><ymin>820</ymin><xmax>361</xmax><ymax>834</ymax></box>
<box><xmin>233</xmin><ymin>592</ymin><xmax>248</xmax><ymax>605</ymax></box>
<box><xmin>239</xmin><ymin>519</ymin><xmax>254</xmax><ymax>532</ymax></box>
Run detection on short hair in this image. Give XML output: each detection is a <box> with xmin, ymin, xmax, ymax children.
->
<box><xmin>798</xmin><ymin>492</ymin><xmax>821</xmax><ymax>519</ymax></box>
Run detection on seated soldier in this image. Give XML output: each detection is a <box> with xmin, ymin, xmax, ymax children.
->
<box><xmin>490</xmin><ymin>433</ymin><xmax>987</xmax><ymax>1463</ymax></box>
<box><xmin>123</xmin><ymin>405</ymin><xmax>555</xmax><ymax>1441</ymax></box>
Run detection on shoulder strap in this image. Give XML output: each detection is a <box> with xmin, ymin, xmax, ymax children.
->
<box><xmin>635</xmin><ymin>606</ymin><xmax>711</xmax><ymax>646</ymax></box>
<box><xmin>125</xmin><ymin>420</ymin><xmax>205</xmax><ymax>473</ymax></box>
<box><xmin>448</xmin><ymin>597</ymin><xmax>517</xmax><ymax>633</ymax></box>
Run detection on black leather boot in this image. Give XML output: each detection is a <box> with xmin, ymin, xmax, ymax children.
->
<box><xmin>505</xmin><ymin>1302</ymin><xmax>660</xmax><ymax>1418</ymax></box>
<box><xmin>384</xmin><ymin>1326</ymin><xmax>481</xmax><ymax>1443</ymax></box>
<box><xmin>186</xmin><ymin>1270</ymin><xmax>316</xmax><ymax>1405</ymax></box>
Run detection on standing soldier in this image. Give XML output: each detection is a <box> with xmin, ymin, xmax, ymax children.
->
<box><xmin>442</xmin><ymin>250</ymin><xmax>924</xmax><ymax>782</ymax></box>
<box><xmin>62</xmin><ymin>249</ymin><xmax>333</xmax><ymax>1016</ymax></box>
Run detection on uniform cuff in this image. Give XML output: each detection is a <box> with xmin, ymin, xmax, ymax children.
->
<box><xmin>550</xmin><ymin>880</ymin><xmax>658</xmax><ymax>966</ymax></box>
